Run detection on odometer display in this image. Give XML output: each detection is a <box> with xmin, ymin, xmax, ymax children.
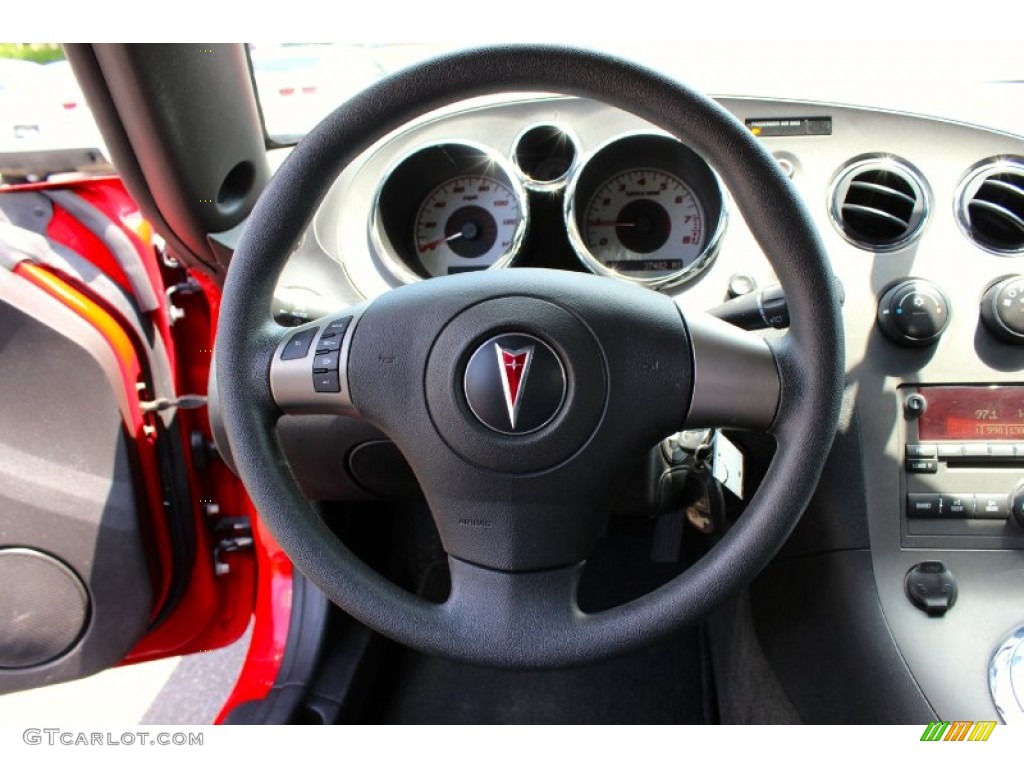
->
<box><xmin>583</xmin><ymin>168</ymin><xmax>705</xmax><ymax>279</ymax></box>
<box><xmin>917</xmin><ymin>386</ymin><xmax>1024</xmax><ymax>441</ymax></box>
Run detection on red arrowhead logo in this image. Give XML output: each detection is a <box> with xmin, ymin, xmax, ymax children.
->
<box><xmin>495</xmin><ymin>344</ymin><xmax>535</xmax><ymax>429</ymax></box>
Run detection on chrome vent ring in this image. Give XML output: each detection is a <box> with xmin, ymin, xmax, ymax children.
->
<box><xmin>957</xmin><ymin>157</ymin><xmax>1024</xmax><ymax>255</ymax></box>
<box><xmin>829</xmin><ymin>155</ymin><xmax>931</xmax><ymax>252</ymax></box>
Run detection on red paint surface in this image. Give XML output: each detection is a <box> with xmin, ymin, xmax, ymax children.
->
<box><xmin>215</xmin><ymin>517</ymin><xmax>293</xmax><ymax>723</ymax></box>
<box><xmin>7</xmin><ymin>177</ymin><xmax>286</xmax><ymax>716</ymax></box>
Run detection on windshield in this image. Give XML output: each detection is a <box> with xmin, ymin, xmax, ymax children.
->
<box><xmin>250</xmin><ymin>42</ymin><xmax>1024</xmax><ymax>143</ymax></box>
<box><xmin>0</xmin><ymin>41</ymin><xmax>1019</xmax><ymax>185</ymax></box>
<box><xmin>0</xmin><ymin>44</ymin><xmax>112</xmax><ymax>183</ymax></box>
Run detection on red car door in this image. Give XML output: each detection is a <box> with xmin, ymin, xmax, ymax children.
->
<box><xmin>0</xmin><ymin>176</ymin><xmax>283</xmax><ymax>717</ymax></box>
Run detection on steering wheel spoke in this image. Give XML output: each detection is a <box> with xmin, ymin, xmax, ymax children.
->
<box><xmin>682</xmin><ymin>311</ymin><xmax>782</xmax><ymax>432</ymax></box>
<box><xmin>442</xmin><ymin>557</ymin><xmax>586</xmax><ymax>664</ymax></box>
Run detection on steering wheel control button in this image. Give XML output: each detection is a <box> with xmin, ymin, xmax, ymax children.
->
<box><xmin>907</xmin><ymin>493</ymin><xmax>940</xmax><ymax>518</ymax></box>
<box><xmin>877</xmin><ymin>279</ymin><xmax>950</xmax><ymax>346</ymax></box>
<box><xmin>464</xmin><ymin>333</ymin><xmax>566</xmax><ymax>435</ymax></box>
<box><xmin>280</xmin><ymin>326</ymin><xmax>318</xmax><ymax>360</ymax></box>
<box><xmin>312</xmin><ymin>350</ymin><xmax>340</xmax><ymax>372</ymax></box>
<box><xmin>905</xmin><ymin>562</ymin><xmax>957</xmax><ymax>617</ymax></box>
<box><xmin>313</xmin><ymin>371</ymin><xmax>341</xmax><ymax>393</ymax></box>
<box><xmin>316</xmin><ymin>334</ymin><xmax>343</xmax><ymax>353</ymax></box>
<box><xmin>325</xmin><ymin>316</ymin><xmax>353</xmax><ymax>336</ymax></box>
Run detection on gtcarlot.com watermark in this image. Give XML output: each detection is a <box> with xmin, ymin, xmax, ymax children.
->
<box><xmin>23</xmin><ymin>729</ymin><xmax>203</xmax><ymax>747</ymax></box>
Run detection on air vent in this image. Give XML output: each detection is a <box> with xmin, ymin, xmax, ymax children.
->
<box><xmin>830</xmin><ymin>157</ymin><xmax>930</xmax><ymax>251</ymax></box>
<box><xmin>957</xmin><ymin>158</ymin><xmax>1024</xmax><ymax>255</ymax></box>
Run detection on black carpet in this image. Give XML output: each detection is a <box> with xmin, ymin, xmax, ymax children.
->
<box><xmin>373</xmin><ymin>628</ymin><xmax>710</xmax><ymax>724</ymax></box>
<box><xmin>361</xmin><ymin>517</ymin><xmax>713</xmax><ymax>725</ymax></box>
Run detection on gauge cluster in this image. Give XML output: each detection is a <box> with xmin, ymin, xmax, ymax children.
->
<box><xmin>364</xmin><ymin>122</ymin><xmax>727</xmax><ymax>293</ymax></box>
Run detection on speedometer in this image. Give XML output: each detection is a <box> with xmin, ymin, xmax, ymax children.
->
<box><xmin>372</xmin><ymin>141</ymin><xmax>529</xmax><ymax>284</ymax></box>
<box><xmin>414</xmin><ymin>175</ymin><xmax>521</xmax><ymax>277</ymax></box>
<box><xmin>583</xmin><ymin>169</ymin><xmax>705</xmax><ymax>278</ymax></box>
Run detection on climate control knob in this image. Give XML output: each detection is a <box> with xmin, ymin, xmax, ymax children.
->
<box><xmin>877</xmin><ymin>279</ymin><xmax>951</xmax><ymax>347</ymax></box>
<box><xmin>980</xmin><ymin>276</ymin><xmax>1024</xmax><ymax>345</ymax></box>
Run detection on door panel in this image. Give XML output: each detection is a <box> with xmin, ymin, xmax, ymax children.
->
<box><xmin>0</xmin><ymin>267</ymin><xmax>152</xmax><ymax>690</ymax></box>
<box><xmin>0</xmin><ymin>179</ymin><xmax>257</xmax><ymax>694</ymax></box>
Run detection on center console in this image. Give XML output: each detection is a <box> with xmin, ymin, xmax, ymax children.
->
<box><xmin>901</xmin><ymin>384</ymin><xmax>1024</xmax><ymax>548</ymax></box>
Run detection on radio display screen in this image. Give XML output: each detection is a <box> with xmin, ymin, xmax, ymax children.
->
<box><xmin>918</xmin><ymin>386</ymin><xmax>1024</xmax><ymax>441</ymax></box>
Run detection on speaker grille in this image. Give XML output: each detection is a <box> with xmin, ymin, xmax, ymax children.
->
<box><xmin>0</xmin><ymin>549</ymin><xmax>89</xmax><ymax>669</ymax></box>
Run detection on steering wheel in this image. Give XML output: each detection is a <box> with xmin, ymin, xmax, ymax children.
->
<box><xmin>215</xmin><ymin>46</ymin><xmax>844</xmax><ymax>668</ymax></box>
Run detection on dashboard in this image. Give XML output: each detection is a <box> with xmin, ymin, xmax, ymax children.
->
<box><xmin>263</xmin><ymin>92</ymin><xmax>1024</xmax><ymax>722</ymax></box>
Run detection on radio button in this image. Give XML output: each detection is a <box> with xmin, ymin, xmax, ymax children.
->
<box><xmin>937</xmin><ymin>444</ymin><xmax>964</xmax><ymax>459</ymax></box>
<box><xmin>907</xmin><ymin>493</ymin><xmax>941</xmax><ymax>518</ymax></box>
<box><xmin>906</xmin><ymin>444</ymin><xmax>937</xmax><ymax>459</ymax></box>
<box><xmin>975</xmin><ymin>494</ymin><xmax>1009</xmax><ymax>520</ymax></box>
<box><xmin>939</xmin><ymin>493</ymin><xmax>974</xmax><ymax>519</ymax></box>
<box><xmin>988</xmin><ymin>444</ymin><xmax>1015</xmax><ymax>458</ymax></box>
<box><xmin>906</xmin><ymin>458</ymin><xmax>938</xmax><ymax>473</ymax></box>
<box><xmin>963</xmin><ymin>444</ymin><xmax>990</xmax><ymax>458</ymax></box>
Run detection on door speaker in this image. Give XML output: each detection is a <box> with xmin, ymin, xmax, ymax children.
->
<box><xmin>0</xmin><ymin>548</ymin><xmax>89</xmax><ymax>669</ymax></box>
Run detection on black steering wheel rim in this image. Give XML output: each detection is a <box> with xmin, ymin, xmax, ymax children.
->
<box><xmin>216</xmin><ymin>45</ymin><xmax>844</xmax><ymax>668</ymax></box>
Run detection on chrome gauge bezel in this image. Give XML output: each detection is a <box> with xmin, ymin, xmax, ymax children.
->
<box><xmin>564</xmin><ymin>132</ymin><xmax>728</xmax><ymax>291</ymax></box>
<box><xmin>510</xmin><ymin>123</ymin><xmax>580</xmax><ymax>192</ymax></box>
<box><xmin>370</xmin><ymin>140</ymin><xmax>530</xmax><ymax>285</ymax></box>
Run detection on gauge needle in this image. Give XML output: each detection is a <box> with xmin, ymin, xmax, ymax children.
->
<box><xmin>588</xmin><ymin>220</ymin><xmax>636</xmax><ymax>227</ymax></box>
<box><xmin>418</xmin><ymin>231</ymin><xmax>465</xmax><ymax>254</ymax></box>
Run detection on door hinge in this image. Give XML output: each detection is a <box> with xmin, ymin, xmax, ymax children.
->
<box><xmin>210</xmin><ymin>516</ymin><xmax>253</xmax><ymax>577</ymax></box>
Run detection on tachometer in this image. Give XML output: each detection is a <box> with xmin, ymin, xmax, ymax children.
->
<box><xmin>413</xmin><ymin>175</ymin><xmax>521</xmax><ymax>277</ymax></box>
<box><xmin>583</xmin><ymin>168</ymin><xmax>705</xmax><ymax>278</ymax></box>
<box><xmin>567</xmin><ymin>134</ymin><xmax>726</xmax><ymax>291</ymax></box>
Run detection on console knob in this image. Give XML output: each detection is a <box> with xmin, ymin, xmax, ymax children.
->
<box><xmin>980</xmin><ymin>276</ymin><xmax>1024</xmax><ymax>344</ymax></box>
<box><xmin>877</xmin><ymin>279</ymin><xmax>951</xmax><ymax>346</ymax></box>
<box><xmin>1012</xmin><ymin>483</ymin><xmax>1024</xmax><ymax>529</ymax></box>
